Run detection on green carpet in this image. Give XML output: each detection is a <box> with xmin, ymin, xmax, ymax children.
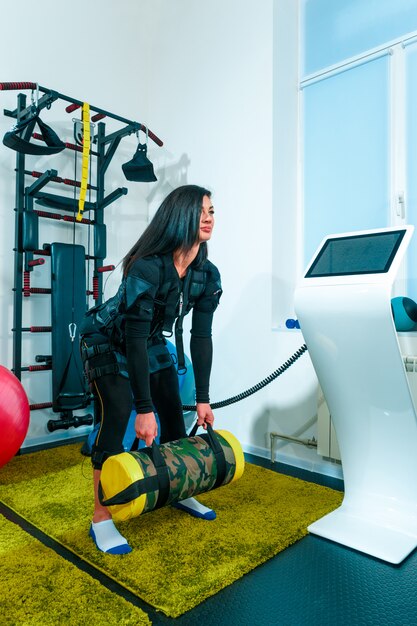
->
<box><xmin>0</xmin><ymin>444</ymin><xmax>343</xmax><ymax>618</ymax></box>
<box><xmin>0</xmin><ymin>514</ymin><xmax>151</xmax><ymax>625</ymax></box>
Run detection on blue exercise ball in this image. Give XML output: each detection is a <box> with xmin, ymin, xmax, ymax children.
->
<box><xmin>391</xmin><ymin>296</ymin><xmax>417</xmax><ymax>332</ymax></box>
<box><xmin>123</xmin><ymin>340</ymin><xmax>195</xmax><ymax>449</ymax></box>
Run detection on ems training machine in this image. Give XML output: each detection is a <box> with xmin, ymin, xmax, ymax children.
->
<box><xmin>295</xmin><ymin>226</ymin><xmax>417</xmax><ymax>564</ymax></box>
<box><xmin>99</xmin><ymin>424</ymin><xmax>244</xmax><ymax>521</ymax></box>
<box><xmin>1</xmin><ymin>82</ymin><xmax>163</xmax><ymax>437</ymax></box>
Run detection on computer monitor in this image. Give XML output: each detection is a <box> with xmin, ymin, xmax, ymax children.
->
<box><xmin>305</xmin><ymin>229</ymin><xmax>407</xmax><ymax>278</ymax></box>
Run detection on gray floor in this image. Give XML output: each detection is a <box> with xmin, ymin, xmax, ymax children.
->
<box><xmin>166</xmin><ymin>533</ymin><xmax>417</xmax><ymax>626</ymax></box>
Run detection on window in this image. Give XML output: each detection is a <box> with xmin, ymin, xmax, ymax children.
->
<box><xmin>302</xmin><ymin>53</ymin><xmax>391</xmax><ymax>265</ymax></box>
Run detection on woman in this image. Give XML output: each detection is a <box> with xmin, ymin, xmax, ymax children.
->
<box><xmin>80</xmin><ymin>185</ymin><xmax>222</xmax><ymax>554</ymax></box>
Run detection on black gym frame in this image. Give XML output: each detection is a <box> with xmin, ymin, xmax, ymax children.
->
<box><xmin>4</xmin><ymin>83</ymin><xmax>162</xmax><ymax>433</ymax></box>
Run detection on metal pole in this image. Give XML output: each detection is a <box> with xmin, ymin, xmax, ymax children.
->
<box><xmin>12</xmin><ymin>93</ymin><xmax>27</xmax><ymax>378</ymax></box>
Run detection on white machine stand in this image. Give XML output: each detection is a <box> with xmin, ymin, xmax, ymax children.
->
<box><xmin>295</xmin><ymin>226</ymin><xmax>417</xmax><ymax>564</ymax></box>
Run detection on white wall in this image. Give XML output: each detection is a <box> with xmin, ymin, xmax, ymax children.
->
<box><xmin>140</xmin><ymin>0</ymin><xmax>276</xmax><ymax>444</ymax></box>
<box><xmin>136</xmin><ymin>0</ymin><xmax>323</xmax><ymax>473</ymax></box>
<box><xmin>0</xmin><ymin>0</ymin><xmax>155</xmax><ymax>445</ymax></box>
<box><xmin>0</xmin><ymin>0</ymin><xmax>330</xmax><ymax>476</ymax></box>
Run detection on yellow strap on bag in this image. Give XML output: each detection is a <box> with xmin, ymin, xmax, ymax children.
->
<box><xmin>76</xmin><ymin>102</ymin><xmax>90</xmax><ymax>222</ymax></box>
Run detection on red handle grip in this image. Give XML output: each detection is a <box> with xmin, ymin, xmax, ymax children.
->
<box><xmin>98</xmin><ymin>265</ymin><xmax>115</xmax><ymax>273</ymax></box>
<box><xmin>63</xmin><ymin>216</ymin><xmax>93</xmax><ymax>225</ymax></box>
<box><xmin>31</xmin><ymin>170</ymin><xmax>64</xmax><ymax>184</ymax></box>
<box><xmin>141</xmin><ymin>124</ymin><xmax>163</xmax><ymax>147</ymax></box>
<box><xmin>29</xmin><ymin>326</ymin><xmax>52</xmax><ymax>332</ymax></box>
<box><xmin>62</xmin><ymin>177</ymin><xmax>93</xmax><ymax>190</ymax></box>
<box><xmin>28</xmin><ymin>364</ymin><xmax>52</xmax><ymax>372</ymax></box>
<box><xmin>30</xmin><ymin>402</ymin><xmax>53</xmax><ymax>410</ymax></box>
<box><xmin>65</xmin><ymin>103</ymin><xmax>81</xmax><ymax>113</ymax></box>
<box><xmin>91</xmin><ymin>113</ymin><xmax>106</xmax><ymax>122</ymax></box>
<box><xmin>0</xmin><ymin>82</ymin><xmax>37</xmax><ymax>91</ymax></box>
<box><xmin>65</xmin><ymin>141</ymin><xmax>83</xmax><ymax>153</ymax></box>
<box><xmin>63</xmin><ymin>177</ymin><xmax>81</xmax><ymax>188</ymax></box>
<box><xmin>26</xmin><ymin>288</ymin><xmax>52</xmax><ymax>294</ymax></box>
<box><xmin>28</xmin><ymin>259</ymin><xmax>45</xmax><ymax>267</ymax></box>
<box><xmin>34</xmin><ymin>210</ymin><xmax>62</xmax><ymax>221</ymax></box>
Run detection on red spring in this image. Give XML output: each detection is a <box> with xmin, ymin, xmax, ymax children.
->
<box><xmin>29</xmin><ymin>402</ymin><xmax>53</xmax><ymax>410</ymax></box>
<box><xmin>0</xmin><ymin>82</ymin><xmax>37</xmax><ymax>91</ymax></box>
<box><xmin>66</xmin><ymin>103</ymin><xmax>81</xmax><ymax>113</ymax></box>
<box><xmin>28</xmin><ymin>364</ymin><xmax>52</xmax><ymax>372</ymax></box>
<box><xmin>28</xmin><ymin>258</ymin><xmax>45</xmax><ymax>267</ymax></box>
<box><xmin>93</xmin><ymin>276</ymin><xmax>99</xmax><ymax>300</ymax></box>
<box><xmin>30</xmin><ymin>326</ymin><xmax>52</xmax><ymax>332</ymax></box>
<box><xmin>23</xmin><ymin>271</ymin><xmax>30</xmax><ymax>297</ymax></box>
<box><xmin>98</xmin><ymin>265</ymin><xmax>115</xmax><ymax>273</ymax></box>
<box><xmin>34</xmin><ymin>210</ymin><xmax>62</xmax><ymax>220</ymax></box>
<box><xmin>32</xmin><ymin>170</ymin><xmax>63</xmax><ymax>184</ymax></box>
<box><xmin>91</xmin><ymin>113</ymin><xmax>106</xmax><ymax>122</ymax></box>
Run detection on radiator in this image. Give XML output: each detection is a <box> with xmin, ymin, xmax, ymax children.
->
<box><xmin>317</xmin><ymin>356</ymin><xmax>417</xmax><ymax>462</ymax></box>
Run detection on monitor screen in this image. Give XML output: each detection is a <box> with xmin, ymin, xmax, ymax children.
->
<box><xmin>305</xmin><ymin>230</ymin><xmax>407</xmax><ymax>278</ymax></box>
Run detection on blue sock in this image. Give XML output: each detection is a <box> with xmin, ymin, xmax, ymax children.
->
<box><xmin>173</xmin><ymin>497</ymin><xmax>216</xmax><ymax>520</ymax></box>
<box><xmin>89</xmin><ymin>519</ymin><xmax>132</xmax><ymax>555</ymax></box>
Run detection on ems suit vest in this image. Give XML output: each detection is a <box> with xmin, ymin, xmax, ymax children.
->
<box><xmin>80</xmin><ymin>254</ymin><xmax>222</xmax><ymax>378</ymax></box>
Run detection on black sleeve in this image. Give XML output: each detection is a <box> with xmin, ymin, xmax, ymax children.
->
<box><xmin>125</xmin><ymin>307</ymin><xmax>153</xmax><ymax>413</ymax></box>
<box><xmin>124</xmin><ymin>258</ymin><xmax>160</xmax><ymax>414</ymax></box>
<box><xmin>190</xmin><ymin>310</ymin><xmax>214</xmax><ymax>403</ymax></box>
<box><xmin>189</xmin><ymin>262</ymin><xmax>222</xmax><ymax>404</ymax></box>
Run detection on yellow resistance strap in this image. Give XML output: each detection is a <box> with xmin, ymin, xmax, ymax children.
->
<box><xmin>76</xmin><ymin>102</ymin><xmax>90</xmax><ymax>222</ymax></box>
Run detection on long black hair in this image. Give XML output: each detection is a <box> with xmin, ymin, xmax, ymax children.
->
<box><xmin>123</xmin><ymin>184</ymin><xmax>211</xmax><ymax>276</ymax></box>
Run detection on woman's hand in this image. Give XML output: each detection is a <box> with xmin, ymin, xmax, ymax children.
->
<box><xmin>196</xmin><ymin>403</ymin><xmax>215</xmax><ymax>430</ymax></box>
<box><xmin>135</xmin><ymin>412</ymin><xmax>158</xmax><ymax>446</ymax></box>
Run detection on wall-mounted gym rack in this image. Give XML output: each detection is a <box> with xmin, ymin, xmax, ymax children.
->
<box><xmin>1</xmin><ymin>81</ymin><xmax>162</xmax><ymax>433</ymax></box>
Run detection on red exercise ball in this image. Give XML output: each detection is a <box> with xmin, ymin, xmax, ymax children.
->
<box><xmin>0</xmin><ymin>365</ymin><xmax>30</xmax><ymax>468</ymax></box>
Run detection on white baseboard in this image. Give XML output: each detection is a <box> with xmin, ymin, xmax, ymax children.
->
<box><xmin>243</xmin><ymin>443</ymin><xmax>344</xmax><ymax>480</ymax></box>
<box><xmin>21</xmin><ymin>425</ymin><xmax>92</xmax><ymax>451</ymax></box>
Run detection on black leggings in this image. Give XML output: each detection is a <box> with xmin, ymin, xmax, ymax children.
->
<box><xmin>92</xmin><ymin>364</ymin><xmax>185</xmax><ymax>469</ymax></box>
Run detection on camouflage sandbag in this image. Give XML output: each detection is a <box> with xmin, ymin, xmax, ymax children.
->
<box><xmin>99</xmin><ymin>426</ymin><xmax>244</xmax><ymax>522</ymax></box>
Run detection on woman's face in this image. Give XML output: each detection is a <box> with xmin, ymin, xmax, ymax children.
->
<box><xmin>198</xmin><ymin>195</ymin><xmax>215</xmax><ymax>243</ymax></box>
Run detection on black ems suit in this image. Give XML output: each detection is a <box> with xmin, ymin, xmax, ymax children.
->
<box><xmin>80</xmin><ymin>254</ymin><xmax>222</xmax><ymax>469</ymax></box>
